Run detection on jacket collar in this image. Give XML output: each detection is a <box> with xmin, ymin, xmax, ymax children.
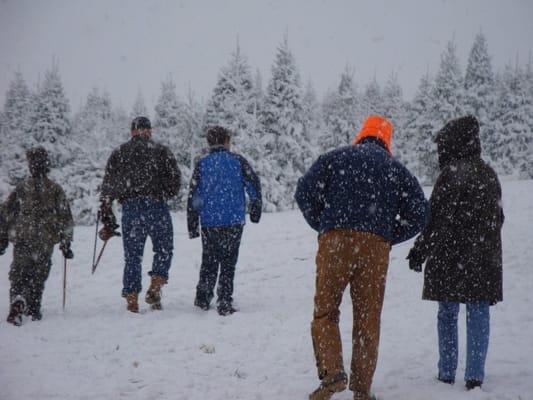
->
<box><xmin>209</xmin><ymin>145</ymin><xmax>228</xmax><ymax>154</ymax></box>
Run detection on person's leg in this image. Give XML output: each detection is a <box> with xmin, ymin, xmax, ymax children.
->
<box><xmin>147</xmin><ymin>202</ymin><xmax>173</xmax><ymax>281</ymax></box>
<box><xmin>7</xmin><ymin>244</ymin><xmax>32</xmax><ymax>325</ymax></box>
<box><xmin>25</xmin><ymin>246</ymin><xmax>53</xmax><ymax>320</ymax></box>
<box><xmin>311</xmin><ymin>230</ymin><xmax>352</xmax><ymax>383</ymax></box>
<box><xmin>121</xmin><ymin>206</ymin><xmax>148</xmax><ymax>297</ymax></box>
<box><xmin>349</xmin><ymin>233</ymin><xmax>390</xmax><ymax>397</ymax></box>
<box><xmin>195</xmin><ymin>227</ymin><xmax>220</xmax><ymax>308</ymax></box>
<box><xmin>465</xmin><ymin>301</ymin><xmax>490</xmax><ymax>384</ymax></box>
<box><xmin>437</xmin><ymin>301</ymin><xmax>460</xmax><ymax>382</ymax></box>
<box><xmin>216</xmin><ymin>225</ymin><xmax>243</xmax><ymax>311</ymax></box>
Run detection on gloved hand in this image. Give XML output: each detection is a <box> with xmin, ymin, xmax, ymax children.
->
<box><xmin>99</xmin><ymin>225</ymin><xmax>121</xmax><ymax>241</ymax></box>
<box><xmin>249</xmin><ymin>201</ymin><xmax>262</xmax><ymax>224</ymax></box>
<box><xmin>60</xmin><ymin>240</ymin><xmax>74</xmax><ymax>259</ymax></box>
<box><xmin>189</xmin><ymin>229</ymin><xmax>200</xmax><ymax>239</ymax></box>
<box><xmin>406</xmin><ymin>248</ymin><xmax>424</xmax><ymax>273</ymax></box>
<box><xmin>0</xmin><ymin>238</ymin><xmax>8</xmax><ymax>255</ymax></box>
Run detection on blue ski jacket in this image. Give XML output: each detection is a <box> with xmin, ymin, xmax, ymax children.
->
<box><xmin>187</xmin><ymin>147</ymin><xmax>262</xmax><ymax>237</ymax></box>
<box><xmin>295</xmin><ymin>138</ymin><xmax>428</xmax><ymax>245</ymax></box>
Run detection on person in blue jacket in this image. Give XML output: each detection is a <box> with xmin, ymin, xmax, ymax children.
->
<box><xmin>295</xmin><ymin>115</ymin><xmax>428</xmax><ymax>400</ymax></box>
<box><xmin>187</xmin><ymin>126</ymin><xmax>262</xmax><ymax>316</ymax></box>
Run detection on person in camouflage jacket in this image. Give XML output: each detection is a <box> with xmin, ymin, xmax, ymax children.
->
<box><xmin>0</xmin><ymin>147</ymin><xmax>74</xmax><ymax>326</ymax></box>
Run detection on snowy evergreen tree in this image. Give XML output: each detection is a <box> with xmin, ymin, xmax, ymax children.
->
<box><xmin>205</xmin><ymin>42</ymin><xmax>259</xmax><ymax>160</ymax></box>
<box><xmin>153</xmin><ymin>76</ymin><xmax>195</xmax><ymax>209</ymax></box>
<box><xmin>360</xmin><ymin>77</ymin><xmax>383</xmax><ymax>117</ymax></box>
<box><xmin>491</xmin><ymin>63</ymin><xmax>533</xmax><ymax>177</ymax></box>
<box><xmin>261</xmin><ymin>35</ymin><xmax>310</xmax><ymax>210</ymax></box>
<box><xmin>402</xmin><ymin>73</ymin><xmax>437</xmax><ymax>182</ymax></box>
<box><xmin>422</xmin><ymin>40</ymin><xmax>465</xmax><ymax>182</ymax></box>
<box><xmin>382</xmin><ymin>72</ymin><xmax>407</xmax><ymax>157</ymax></box>
<box><xmin>154</xmin><ymin>75</ymin><xmax>185</xmax><ymax>149</ymax></box>
<box><xmin>253</xmin><ymin>69</ymin><xmax>264</xmax><ymax>112</ymax></box>
<box><xmin>464</xmin><ymin>32</ymin><xmax>497</xmax><ymax>163</ymax></box>
<box><xmin>68</xmin><ymin>87</ymin><xmax>117</xmax><ymax>223</ymax></box>
<box><xmin>301</xmin><ymin>79</ymin><xmax>322</xmax><ymax>153</ymax></box>
<box><xmin>31</xmin><ymin>64</ymin><xmax>73</xmax><ymax>168</ymax></box>
<box><xmin>1</xmin><ymin>71</ymin><xmax>34</xmax><ymax>190</ymax></box>
<box><xmin>131</xmin><ymin>89</ymin><xmax>148</xmax><ymax>119</ymax></box>
<box><xmin>320</xmin><ymin>67</ymin><xmax>359</xmax><ymax>151</ymax></box>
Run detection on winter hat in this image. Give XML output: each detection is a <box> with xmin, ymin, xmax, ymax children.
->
<box><xmin>436</xmin><ymin>115</ymin><xmax>481</xmax><ymax>168</ymax></box>
<box><xmin>352</xmin><ymin>115</ymin><xmax>393</xmax><ymax>154</ymax></box>
<box><xmin>26</xmin><ymin>146</ymin><xmax>50</xmax><ymax>176</ymax></box>
<box><xmin>131</xmin><ymin>116</ymin><xmax>151</xmax><ymax>131</ymax></box>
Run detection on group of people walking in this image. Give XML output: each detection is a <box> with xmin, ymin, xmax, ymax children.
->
<box><xmin>0</xmin><ymin>113</ymin><xmax>503</xmax><ymax>400</ymax></box>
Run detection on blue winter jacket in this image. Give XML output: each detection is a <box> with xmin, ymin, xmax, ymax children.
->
<box><xmin>295</xmin><ymin>138</ymin><xmax>428</xmax><ymax>245</ymax></box>
<box><xmin>187</xmin><ymin>146</ymin><xmax>262</xmax><ymax>236</ymax></box>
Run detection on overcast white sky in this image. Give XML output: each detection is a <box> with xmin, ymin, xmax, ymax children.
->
<box><xmin>1</xmin><ymin>0</ymin><xmax>532</xmax><ymax>114</ymax></box>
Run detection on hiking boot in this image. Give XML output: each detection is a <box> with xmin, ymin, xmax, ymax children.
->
<box><xmin>126</xmin><ymin>292</ymin><xmax>139</xmax><ymax>313</ymax></box>
<box><xmin>437</xmin><ymin>376</ymin><xmax>455</xmax><ymax>385</ymax></box>
<box><xmin>145</xmin><ymin>275</ymin><xmax>166</xmax><ymax>310</ymax></box>
<box><xmin>194</xmin><ymin>298</ymin><xmax>210</xmax><ymax>311</ymax></box>
<box><xmin>7</xmin><ymin>299</ymin><xmax>26</xmax><ymax>326</ymax></box>
<box><xmin>309</xmin><ymin>372</ymin><xmax>347</xmax><ymax>400</ymax></box>
<box><xmin>465</xmin><ymin>379</ymin><xmax>482</xmax><ymax>390</ymax></box>
<box><xmin>217</xmin><ymin>302</ymin><xmax>237</xmax><ymax>316</ymax></box>
<box><xmin>353</xmin><ymin>391</ymin><xmax>377</xmax><ymax>400</ymax></box>
<box><xmin>26</xmin><ymin>308</ymin><xmax>42</xmax><ymax>321</ymax></box>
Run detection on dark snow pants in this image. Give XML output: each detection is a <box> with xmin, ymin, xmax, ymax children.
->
<box><xmin>311</xmin><ymin>229</ymin><xmax>390</xmax><ymax>397</ymax></box>
<box><xmin>9</xmin><ymin>241</ymin><xmax>54</xmax><ymax>315</ymax></box>
<box><xmin>195</xmin><ymin>225</ymin><xmax>243</xmax><ymax>306</ymax></box>
<box><xmin>121</xmin><ymin>198</ymin><xmax>173</xmax><ymax>296</ymax></box>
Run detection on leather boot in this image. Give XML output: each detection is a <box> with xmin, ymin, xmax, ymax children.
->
<box><xmin>126</xmin><ymin>292</ymin><xmax>139</xmax><ymax>313</ymax></box>
<box><xmin>145</xmin><ymin>275</ymin><xmax>166</xmax><ymax>310</ymax></box>
<box><xmin>309</xmin><ymin>372</ymin><xmax>347</xmax><ymax>400</ymax></box>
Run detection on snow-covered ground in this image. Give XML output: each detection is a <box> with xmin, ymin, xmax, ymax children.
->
<box><xmin>1</xmin><ymin>180</ymin><xmax>532</xmax><ymax>400</ymax></box>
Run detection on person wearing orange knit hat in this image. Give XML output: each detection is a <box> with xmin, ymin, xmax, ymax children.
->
<box><xmin>296</xmin><ymin>114</ymin><xmax>427</xmax><ymax>400</ymax></box>
<box><xmin>352</xmin><ymin>114</ymin><xmax>394</xmax><ymax>154</ymax></box>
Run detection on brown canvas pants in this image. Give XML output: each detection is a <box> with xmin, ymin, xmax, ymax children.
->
<box><xmin>311</xmin><ymin>229</ymin><xmax>390</xmax><ymax>396</ymax></box>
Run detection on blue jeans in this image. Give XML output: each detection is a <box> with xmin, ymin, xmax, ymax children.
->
<box><xmin>121</xmin><ymin>198</ymin><xmax>173</xmax><ymax>296</ymax></box>
<box><xmin>437</xmin><ymin>301</ymin><xmax>490</xmax><ymax>382</ymax></box>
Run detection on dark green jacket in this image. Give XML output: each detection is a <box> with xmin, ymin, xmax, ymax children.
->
<box><xmin>0</xmin><ymin>176</ymin><xmax>74</xmax><ymax>245</ymax></box>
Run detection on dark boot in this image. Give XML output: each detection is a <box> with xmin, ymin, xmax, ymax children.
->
<box><xmin>7</xmin><ymin>299</ymin><xmax>26</xmax><ymax>326</ymax></box>
<box><xmin>465</xmin><ymin>380</ymin><xmax>482</xmax><ymax>390</ymax></box>
<box><xmin>194</xmin><ymin>297</ymin><xmax>210</xmax><ymax>311</ymax></box>
<box><xmin>353</xmin><ymin>391</ymin><xmax>377</xmax><ymax>400</ymax></box>
<box><xmin>126</xmin><ymin>292</ymin><xmax>139</xmax><ymax>313</ymax></box>
<box><xmin>145</xmin><ymin>275</ymin><xmax>166</xmax><ymax>310</ymax></box>
<box><xmin>309</xmin><ymin>372</ymin><xmax>347</xmax><ymax>400</ymax></box>
<box><xmin>26</xmin><ymin>307</ymin><xmax>42</xmax><ymax>321</ymax></box>
<box><xmin>437</xmin><ymin>376</ymin><xmax>455</xmax><ymax>385</ymax></box>
<box><xmin>217</xmin><ymin>301</ymin><xmax>237</xmax><ymax>316</ymax></box>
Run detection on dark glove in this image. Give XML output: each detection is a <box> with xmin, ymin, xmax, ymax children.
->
<box><xmin>60</xmin><ymin>240</ymin><xmax>74</xmax><ymax>259</ymax></box>
<box><xmin>0</xmin><ymin>238</ymin><xmax>8</xmax><ymax>255</ymax></box>
<box><xmin>249</xmin><ymin>201</ymin><xmax>262</xmax><ymax>224</ymax></box>
<box><xmin>189</xmin><ymin>229</ymin><xmax>200</xmax><ymax>239</ymax></box>
<box><xmin>99</xmin><ymin>225</ymin><xmax>121</xmax><ymax>241</ymax></box>
<box><xmin>406</xmin><ymin>248</ymin><xmax>424</xmax><ymax>273</ymax></box>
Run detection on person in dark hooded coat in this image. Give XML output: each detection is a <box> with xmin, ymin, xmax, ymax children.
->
<box><xmin>407</xmin><ymin>115</ymin><xmax>504</xmax><ymax>390</ymax></box>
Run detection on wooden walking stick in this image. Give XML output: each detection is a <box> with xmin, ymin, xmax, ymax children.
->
<box><xmin>91</xmin><ymin>239</ymin><xmax>109</xmax><ymax>274</ymax></box>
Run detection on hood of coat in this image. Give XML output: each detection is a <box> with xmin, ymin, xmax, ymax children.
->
<box><xmin>436</xmin><ymin>115</ymin><xmax>481</xmax><ymax>169</ymax></box>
